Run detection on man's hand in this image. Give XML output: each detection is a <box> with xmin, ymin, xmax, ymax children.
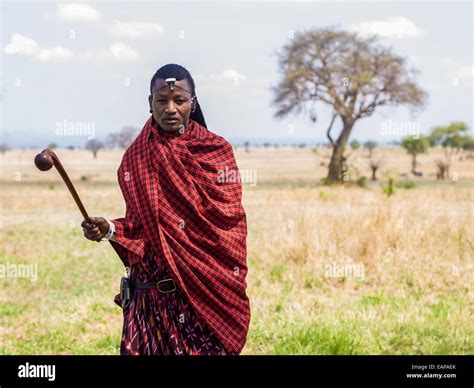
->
<box><xmin>81</xmin><ymin>217</ymin><xmax>110</xmax><ymax>242</ymax></box>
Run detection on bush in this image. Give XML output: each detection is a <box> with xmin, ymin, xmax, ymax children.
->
<box><xmin>383</xmin><ymin>178</ymin><xmax>395</xmax><ymax>197</ymax></box>
<box><xmin>356</xmin><ymin>176</ymin><xmax>368</xmax><ymax>188</ymax></box>
<box><xmin>396</xmin><ymin>180</ymin><xmax>416</xmax><ymax>189</ymax></box>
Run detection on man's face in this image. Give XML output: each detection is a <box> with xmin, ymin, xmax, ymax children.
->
<box><xmin>149</xmin><ymin>78</ymin><xmax>196</xmax><ymax>133</ymax></box>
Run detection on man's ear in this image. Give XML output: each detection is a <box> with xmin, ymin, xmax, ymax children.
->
<box><xmin>148</xmin><ymin>95</ymin><xmax>153</xmax><ymax>110</ymax></box>
<box><xmin>191</xmin><ymin>96</ymin><xmax>197</xmax><ymax>112</ymax></box>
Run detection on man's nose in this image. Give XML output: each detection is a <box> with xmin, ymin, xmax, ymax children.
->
<box><xmin>165</xmin><ymin>101</ymin><xmax>177</xmax><ymax>114</ymax></box>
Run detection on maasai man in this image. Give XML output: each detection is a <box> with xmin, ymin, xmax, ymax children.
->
<box><xmin>81</xmin><ymin>64</ymin><xmax>250</xmax><ymax>355</ymax></box>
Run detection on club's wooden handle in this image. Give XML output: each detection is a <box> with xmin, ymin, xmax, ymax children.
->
<box><xmin>37</xmin><ymin>148</ymin><xmax>91</xmax><ymax>223</ymax></box>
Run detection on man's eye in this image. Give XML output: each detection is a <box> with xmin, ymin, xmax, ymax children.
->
<box><xmin>176</xmin><ymin>100</ymin><xmax>185</xmax><ymax>104</ymax></box>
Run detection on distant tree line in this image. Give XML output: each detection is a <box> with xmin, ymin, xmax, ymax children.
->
<box><xmin>401</xmin><ymin>121</ymin><xmax>473</xmax><ymax>179</ymax></box>
<box><xmin>85</xmin><ymin>126</ymin><xmax>140</xmax><ymax>158</ymax></box>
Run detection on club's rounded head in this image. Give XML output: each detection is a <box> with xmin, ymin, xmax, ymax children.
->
<box><xmin>34</xmin><ymin>150</ymin><xmax>54</xmax><ymax>171</ymax></box>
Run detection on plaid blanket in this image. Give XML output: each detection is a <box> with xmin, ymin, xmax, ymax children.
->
<box><xmin>111</xmin><ymin>116</ymin><xmax>250</xmax><ymax>354</ymax></box>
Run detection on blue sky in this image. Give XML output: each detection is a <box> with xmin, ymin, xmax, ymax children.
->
<box><xmin>1</xmin><ymin>1</ymin><xmax>473</xmax><ymax>147</ymax></box>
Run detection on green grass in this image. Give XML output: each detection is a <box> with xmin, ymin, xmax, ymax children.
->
<box><xmin>245</xmin><ymin>291</ymin><xmax>472</xmax><ymax>355</ymax></box>
<box><xmin>0</xmin><ymin>222</ymin><xmax>124</xmax><ymax>355</ymax></box>
<box><xmin>1</xmin><ymin>218</ymin><xmax>472</xmax><ymax>355</ymax></box>
<box><xmin>0</xmin><ymin>170</ymin><xmax>472</xmax><ymax>355</ymax></box>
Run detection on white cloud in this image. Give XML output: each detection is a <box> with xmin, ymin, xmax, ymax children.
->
<box><xmin>51</xmin><ymin>3</ymin><xmax>102</xmax><ymax>23</ymax></box>
<box><xmin>3</xmin><ymin>34</ymin><xmax>140</xmax><ymax>63</ymax></box>
<box><xmin>222</xmin><ymin>69</ymin><xmax>247</xmax><ymax>82</ymax></box>
<box><xmin>106</xmin><ymin>20</ymin><xmax>164</xmax><ymax>39</ymax></box>
<box><xmin>346</xmin><ymin>17</ymin><xmax>424</xmax><ymax>39</ymax></box>
<box><xmin>4</xmin><ymin>34</ymin><xmax>40</xmax><ymax>56</ymax></box>
<box><xmin>195</xmin><ymin>69</ymin><xmax>247</xmax><ymax>83</ymax></box>
<box><xmin>441</xmin><ymin>58</ymin><xmax>474</xmax><ymax>82</ymax></box>
<box><xmin>192</xmin><ymin>70</ymin><xmax>270</xmax><ymax>96</ymax></box>
<box><xmin>4</xmin><ymin>34</ymin><xmax>73</xmax><ymax>63</ymax></box>
<box><xmin>102</xmin><ymin>43</ymin><xmax>141</xmax><ymax>61</ymax></box>
<box><xmin>36</xmin><ymin>46</ymin><xmax>74</xmax><ymax>62</ymax></box>
<box><xmin>48</xmin><ymin>5</ymin><xmax>163</xmax><ymax>38</ymax></box>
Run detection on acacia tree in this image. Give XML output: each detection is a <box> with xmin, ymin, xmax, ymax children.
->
<box><xmin>429</xmin><ymin>122</ymin><xmax>469</xmax><ymax>178</ymax></box>
<box><xmin>106</xmin><ymin>126</ymin><xmax>139</xmax><ymax>149</ymax></box>
<box><xmin>364</xmin><ymin>140</ymin><xmax>377</xmax><ymax>159</ymax></box>
<box><xmin>369</xmin><ymin>157</ymin><xmax>384</xmax><ymax>181</ymax></box>
<box><xmin>272</xmin><ymin>28</ymin><xmax>427</xmax><ymax>182</ymax></box>
<box><xmin>463</xmin><ymin>136</ymin><xmax>474</xmax><ymax>159</ymax></box>
<box><xmin>350</xmin><ymin>140</ymin><xmax>360</xmax><ymax>150</ymax></box>
<box><xmin>401</xmin><ymin>136</ymin><xmax>429</xmax><ymax>174</ymax></box>
<box><xmin>85</xmin><ymin>139</ymin><xmax>104</xmax><ymax>159</ymax></box>
<box><xmin>0</xmin><ymin>143</ymin><xmax>9</xmax><ymax>156</ymax></box>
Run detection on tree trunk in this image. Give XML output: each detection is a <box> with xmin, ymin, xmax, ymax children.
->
<box><xmin>371</xmin><ymin>167</ymin><xmax>377</xmax><ymax>181</ymax></box>
<box><xmin>411</xmin><ymin>154</ymin><xmax>417</xmax><ymax>173</ymax></box>
<box><xmin>327</xmin><ymin>118</ymin><xmax>354</xmax><ymax>183</ymax></box>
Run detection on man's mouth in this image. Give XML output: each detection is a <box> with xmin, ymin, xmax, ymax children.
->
<box><xmin>163</xmin><ymin>117</ymin><xmax>179</xmax><ymax>125</ymax></box>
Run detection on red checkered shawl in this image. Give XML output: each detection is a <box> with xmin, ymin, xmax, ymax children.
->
<box><xmin>110</xmin><ymin>116</ymin><xmax>250</xmax><ymax>354</ymax></box>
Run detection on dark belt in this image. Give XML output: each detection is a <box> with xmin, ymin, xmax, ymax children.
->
<box><xmin>131</xmin><ymin>278</ymin><xmax>177</xmax><ymax>294</ymax></box>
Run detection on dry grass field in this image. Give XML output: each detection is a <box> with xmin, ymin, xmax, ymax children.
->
<box><xmin>0</xmin><ymin>146</ymin><xmax>472</xmax><ymax>354</ymax></box>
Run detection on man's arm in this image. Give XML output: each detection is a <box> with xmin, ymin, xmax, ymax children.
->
<box><xmin>108</xmin><ymin>205</ymin><xmax>148</xmax><ymax>267</ymax></box>
<box><xmin>103</xmin><ymin>219</ymin><xmax>116</xmax><ymax>241</ymax></box>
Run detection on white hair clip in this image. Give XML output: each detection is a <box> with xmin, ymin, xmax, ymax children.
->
<box><xmin>165</xmin><ymin>77</ymin><xmax>176</xmax><ymax>90</ymax></box>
